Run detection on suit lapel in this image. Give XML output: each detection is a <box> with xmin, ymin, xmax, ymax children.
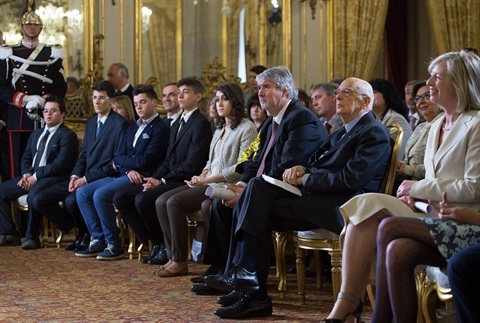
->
<box><xmin>433</xmin><ymin>112</ymin><xmax>472</xmax><ymax>169</ymax></box>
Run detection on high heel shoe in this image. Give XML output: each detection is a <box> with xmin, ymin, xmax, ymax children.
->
<box><xmin>322</xmin><ymin>292</ymin><xmax>364</xmax><ymax>323</ymax></box>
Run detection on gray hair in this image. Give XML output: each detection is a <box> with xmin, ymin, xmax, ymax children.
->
<box><xmin>112</xmin><ymin>62</ymin><xmax>130</xmax><ymax>79</ymax></box>
<box><xmin>310</xmin><ymin>83</ymin><xmax>337</xmax><ymax>96</ymax></box>
<box><xmin>256</xmin><ymin>66</ymin><xmax>298</xmax><ymax>99</ymax></box>
<box><xmin>428</xmin><ymin>51</ymin><xmax>480</xmax><ymax>112</ymax></box>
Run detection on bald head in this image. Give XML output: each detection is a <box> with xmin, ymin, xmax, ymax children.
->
<box><xmin>335</xmin><ymin>77</ymin><xmax>373</xmax><ymax>123</ymax></box>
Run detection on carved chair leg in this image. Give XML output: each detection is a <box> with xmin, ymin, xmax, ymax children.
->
<box><xmin>329</xmin><ymin>249</ymin><xmax>342</xmax><ymax>302</ymax></box>
<box><xmin>296</xmin><ymin>246</ymin><xmax>306</xmax><ymax>304</ymax></box>
<box><xmin>275</xmin><ymin>232</ymin><xmax>288</xmax><ymax>299</ymax></box>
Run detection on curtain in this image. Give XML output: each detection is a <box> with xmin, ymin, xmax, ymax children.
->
<box><xmin>329</xmin><ymin>0</ymin><xmax>389</xmax><ymax>80</ymax></box>
<box><xmin>225</xmin><ymin>0</ymin><xmax>243</xmax><ymax>78</ymax></box>
<box><xmin>426</xmin><ymin>0</ymin><xmax>480</xmax><ymax>54</ymax></box>
<box><xmin>146</xmin><ymin>4</ymin><xmax>177</xmax><ymax>88</ymax></box>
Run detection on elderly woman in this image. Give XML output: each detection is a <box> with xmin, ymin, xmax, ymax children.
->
<box><xmin>153</xmin><ymin>82</ymin><xmax>257</xmax><ymax>277</ymax></box>
<box><xmin>324</xmin><ymin>51</ymin><xmax>480</xmax><ymax>322</ymax></box>
<box><xmin>396</xmin><ymin>81</ymin><xmax>443</xmax><ymax>181</ymax></box>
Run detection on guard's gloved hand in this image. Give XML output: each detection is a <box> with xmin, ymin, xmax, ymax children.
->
<box><xmin>23</xmin><ymin>95</ymin><xmax>46</xmax><ymax>111</ymax></box>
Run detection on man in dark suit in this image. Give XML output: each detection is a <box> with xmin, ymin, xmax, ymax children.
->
<box><xmin>107</xmin><ymin>63</ymin><xmax>137</xmax><ymax>117</ymax></box>
<box><xmin>190</xmin><ymin>66</ymin><xmax>327</xmax><ymax>296</ymax></box>
<box><xmin>204</xmin><ymin>77</ymin><xmax>391</xmax><ymax>319</ymax></box>
<box><xmin>0</xmin><ymin>9</ymin><xmax>67</xmax><ymax>179</ymax></box>
<box><xmin>161</xmin><ymin>83</ymin><xmax>182</xmax><ymax>127</ymax></box>
<box><xmin>113</xmin><ymin>77</ymin><xmax>212</xmax><ymax>269</ymax></box>
<box><xmin>31</xmin><ymin>81</ymin><xmax>129</xmax><ymax>252</ymax></box>
<box><xmin>74</xmin><ymin>84</ymin><xmax>169</xmax><ymax>260</ymax></box>
<box><xmin>0</xmin><ymin>96</ymin><xmax>78</xmax><ymax>248</ymax></box>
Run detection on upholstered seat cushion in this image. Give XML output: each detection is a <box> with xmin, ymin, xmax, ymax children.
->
<box><xmin>426</xmin><ymin>266</ymin><xmax>450</xmax><ymax>288</ymax></box>
<box><xmin>18</xmin><ymin>194</ymin><xmax>29</xmax><ymax>207</ymax></box>
<box><xmin>297</xmin><ymin>228</ymin><xmax>339</xmax><ymax>240</ymax></box>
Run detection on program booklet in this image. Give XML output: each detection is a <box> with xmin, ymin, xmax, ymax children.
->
<box><xmin>262</xmin><ymin>174</ymin><xmax>302</xmax><ymax>197</ymax></box>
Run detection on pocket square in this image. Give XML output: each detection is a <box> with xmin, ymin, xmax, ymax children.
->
<box><xmin>142</xmin><ymin>133</ymin><xmax>150</xmax><ymax>139</ymax></box>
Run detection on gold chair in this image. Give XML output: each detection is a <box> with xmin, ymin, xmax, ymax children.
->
<box><xmin>416</xmin><ymin>266</ymin><xmax>454</xmax><ymax>323</ymax></box>
<box><xmin>11</xmin><ymin>194</ymin><xmax>62</xmax><ymax>248</ymax></box>
<box><xmin>285</xmin><ymin>123</ymin><xmax>404</xmax><ymax>304</ymax></box>
<box><xmin>187</xmin><ymin>210</ymin><xmax>205</xmax><ymax>261</ymax></box>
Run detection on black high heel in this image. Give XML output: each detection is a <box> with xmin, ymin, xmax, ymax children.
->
<box><xmin>322</xmin><ymin>292</ymin><xmax>364</xmax><ymax>323</ymax></box>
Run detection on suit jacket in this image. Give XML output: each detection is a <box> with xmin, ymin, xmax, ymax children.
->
<box><xmin>71</xmin><ymin>110</ymin><xmax>129</xmax><ymax>182</ymax></box>
<box><xmin>410</xmin><ymin>110</ymin><xmax>480</xmax><ymax>210</ymax></box>
<box><xmin>153</xmin><ymin>109</ymin><xmax>212</xmax><ymax>181</ymax></box>
<box><xmin>0</xmin><ymin>44</ymin><xmax>67</xmax><ymax>131</ymax></box>
<box><xmin>113</xmin><ymin>115</ymin><xmax>170</xmax><ymax>176</ymax></box>
<box><xmin>240</xmin><ymin>99</ymin><xmax>327</xmax><ymax>182</ymax></box>
<box><xmin>21</xmin><ymin>123</ymin><xmax>78</xmax><ymax>179</ymax></box>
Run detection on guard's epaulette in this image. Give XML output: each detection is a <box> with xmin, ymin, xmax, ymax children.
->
<box><xmin>0</xmin><ymin>45</ymin><xmax>13</xmax><ymax>60</ymax></box>
<box><xmin>49</xmin><ymin>45</ymin><xmax>65</xmax><ymax>60</ymax></box>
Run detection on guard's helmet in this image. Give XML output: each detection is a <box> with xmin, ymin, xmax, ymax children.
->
<box><xmin>21</xmin><ymin>11</ymin><xmax>43</xmax><ymax>26</ymax></box>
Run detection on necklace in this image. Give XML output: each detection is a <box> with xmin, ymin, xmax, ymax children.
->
<box><xmin>442</xmin><ymin>122</ymin><xmax>455</xmax><ymax>132</ymax></box>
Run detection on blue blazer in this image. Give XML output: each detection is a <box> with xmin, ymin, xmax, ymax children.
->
<box><xmin>153</xmin><ymin>109</ymin><xmax>212</xmax><ymax>181</ymax></box>
<box><xmin>113</xmin><ymin>115</ymin><xmax>170</xmax><ymax>176</ymax></box>
<box><xmin>71</xmin><ymin>110</ymin><xmax>129</xmax><ymax>182</ymax></box>
<box><xmin>21</xmin><ymin>123</ymin><xmax>78</xmax><ymax>179</ymax></box>
<box><xmin>240</xmin><ymin>99</ymin><xmax>327</xmax><ymax>182</ymax></box>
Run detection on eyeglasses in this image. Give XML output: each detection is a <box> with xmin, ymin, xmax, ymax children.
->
<box><xmin>91</xmin><ymin>95</ymin><xmax>110</xmax><ymax>101</ymax></box>
<box><xmin>333</xmin><ymin>88</ymin><xmax>367</xmax><ymax>97</ymax></box>
<box><xmin>43</xmin><ymin>109</ymin><xmax>60</xmax><ymax>114</ymax></box>
<box><xmin>414</xmin><ymin>92</ymin><xmax>430</xmax><ymax>103</ymax></box>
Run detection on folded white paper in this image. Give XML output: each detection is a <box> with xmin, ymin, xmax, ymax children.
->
<box><xmin>414</xmin><ymin>201</ymin><xmax>432</xmax><ymax>214</ymax></box>
<box><xmin>261</xmin><ymin>174</ymin><xmax>302</xmax><ymax>197</ymax></box>
<box><xmin>204</xmin><ymin>186</ymin><xmax>235</xmax><ymax>200</ymax></box>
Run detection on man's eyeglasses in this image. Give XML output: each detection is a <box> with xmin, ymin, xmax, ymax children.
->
<box><xmin>333</xmin><ymin>88</ymin><xmax>367</xmax><ymax>97</ymax></box>
<box><xmin>414</xmin><ymin>92</ymin><xmax>430</xmax><ymax>103</ymax></box>
<box><xmin>43</xmin><ymin>109</ymin><xmax>60</xmax><ymax>114</ymax></box>
<box><xmin>91</xmin><ymin>95</ymin><xmax>110</xmax><ymax>101</ymax></box>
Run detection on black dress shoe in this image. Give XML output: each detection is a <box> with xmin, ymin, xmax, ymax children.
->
<box><xmin>65</xmin><ymin>233</ymin><xmax>90</xmax><ymax>251</ymax></box>
<box><xmin>217</xmin><ymin>290</ymin><xmax>243</xmax><ymax>307</ymax></box>
<box><xmin>190</xmin><ymin>284</ymin><xmax>227</xmax><ymax>295</ymax></box>
<box><xmin>140</xmin><ymin>244</ymin><xmax>161</xmax><ymax>264</ymax></box>
<box><xmin>148</xmin><ymin>244</ymin><xmax>168</xmax><ymax>265</ymax></box>
<box><xmin>204</xmin><ymin>266</ymin><xmax>259</xmax><ymax>292</ymax></box>
<box><xmin>214</xmin><ymin>295</ymin><xmax>272</xmax><ymax>319</ymax></box>
<box><xmin>190</xmin><ymin>265</ymin><xmax>223</xmax><ymax>283</ymax></box>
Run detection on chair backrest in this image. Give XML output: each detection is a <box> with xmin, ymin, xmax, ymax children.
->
<box><xmin>380</xmin><ymin>123</ymin><xmax>404</xmax><ymax>195</ymax></box>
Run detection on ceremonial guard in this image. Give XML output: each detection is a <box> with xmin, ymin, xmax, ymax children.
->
<box><xmin>0</xmin><ymin>0</ymin><xmax>67</xmax><ymax>179</ymax></box>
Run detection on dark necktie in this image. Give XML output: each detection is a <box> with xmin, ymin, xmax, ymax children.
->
<box><xmin>115</xmin><ymin>90</ymin><xmax>122</xmax><ymax>96</ymax></box>
<box><xmin>34</xmin><ymin>130</ymin><xmax>50</xmax><ymax>169</ymax></box>
<box><xmin>330</xmin><ymin>126</ymin><xmax>346</xmax><ymax>147</ymax></box>
<box><xmin>325</xmin><ymin>122</ymin><xmax>333</xmax><ymax>134</ymax></box>
<box><xmin>256</xmin><ymin>121</ymin><xmax>278</xmax><ymax>176</ymax></box>
<box><xmin>167</xmin><ymin>118</ymin><xmax>173</xmax><ymax>127</ymax></box>
<box><xmin>96</xmin><ymin>121</ymin><xmax>103</xmax><ymax>138</ymax></box>
<box><xmin>176</xmin><ymin>118</ymin><xmax>185</xmax><ymax>139</ymax></box>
